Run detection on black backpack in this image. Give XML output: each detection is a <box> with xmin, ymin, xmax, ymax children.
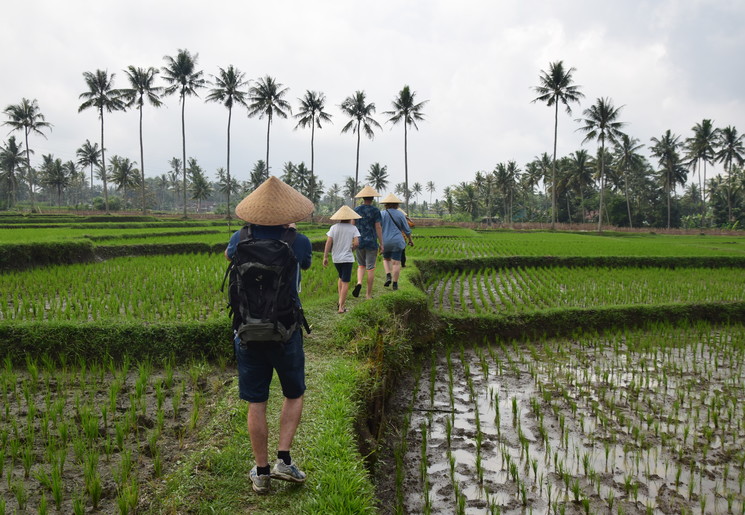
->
<box><xmin>224</xmin><ymin>225</ymin><xmax>309</xmax><ymax>344</ymax></box>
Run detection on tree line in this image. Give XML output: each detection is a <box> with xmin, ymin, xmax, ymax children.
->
<box><xmin>2</xmin><ymin>55</ymin><xmax>743</xmax><ymax>229</ymax></box>
<box><xmin>1</xmin><ymin>48</ymin><xmax>426</xmax><ymax>217</ymax></box>
<box><xmin>445</xmin><ymin>61</ymin><xmax>744</xmax><ymax>230</ymax></box>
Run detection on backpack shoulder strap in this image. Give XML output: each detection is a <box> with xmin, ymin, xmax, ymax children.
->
<box><xmin>386</xmin><ymin>210</ymin><xmax>405</xmax><ymax>233</ymax></box>
<box><xmin>239</xmin><ymin>224</ymin><xmax>253</xmax><ymax>242</ymax></box>
<box><xmin>281</xmin><ymin>227</ymin><xmax>298</xmax><ymax>248</ymax></box>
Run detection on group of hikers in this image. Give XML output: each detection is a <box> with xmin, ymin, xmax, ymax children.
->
<box><xmin>223</xmin><ymin>176</ymin><xmax>412</xmax><ymax>495</ymax></box>
<box><xmin>323</xmin><ymin>185</ymin><xmax>414</xmax><ymax>313</ymax></box>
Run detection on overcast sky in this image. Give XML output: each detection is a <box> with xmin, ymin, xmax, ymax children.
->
<box><xmin>2</xmin><ymin>0</ymin><xmax>744</xmax><ymax>200</ymax></box>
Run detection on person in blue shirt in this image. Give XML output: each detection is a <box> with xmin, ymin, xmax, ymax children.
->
<box><xmin>352</xmin><ymin>185</ymin><xmax>384</xmax><ymax>299</ymax></box>
<box><xmin>224</xmin><ymin>176</ymin><xmax>313</xmax><ymax>494</ymax></box>
<box><xmin>379</xmin><ymin>193</ymin><xmax>413</xmax><ymax>291</ymax></box>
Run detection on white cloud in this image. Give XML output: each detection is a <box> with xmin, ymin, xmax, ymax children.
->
<box><xmin>2</xmin><ymin>0</ymin><xmax>744</xmax><ymax>198</ymax></box>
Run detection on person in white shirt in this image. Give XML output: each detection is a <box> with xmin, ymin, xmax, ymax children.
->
<box><xmin>323</xmin><ymin>205</ymin><xmax>361</xmax><ymax>313</ymax></box>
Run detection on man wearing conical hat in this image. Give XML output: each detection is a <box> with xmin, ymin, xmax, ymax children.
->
<box><xmin>352</xmin><ymin>185</ymin><xmax>384</xmax><ymax>299</ymax></box>
<box><xmin>323</xmin><ymin>205</ymin><xmax>361</xmax><ymax>313</ymax></box>
<box><xmin>379</xmin><ymin>193</ymin><xmax>413</xmax><ymax>291</ymax></box>
<box><xmin>224</xmin><ymin>176</ymin><xmax>313</xmax><ymax>494</ymax></box>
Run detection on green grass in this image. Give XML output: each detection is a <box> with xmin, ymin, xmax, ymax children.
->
<box><xmin>148</xmin><ymin>306</ymin><xmax>376</xmax><ymax>514</ymax></box>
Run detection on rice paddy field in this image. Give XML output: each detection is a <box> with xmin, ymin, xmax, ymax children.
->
<box><xmin>1</xmin><ymin>217</ymin><xmax>745</xmax><ymax>514</ymax></box>
<box><xmin>385</xmin><ymin>322</ymin><xmax>745</xmax><ymax>515</ymax></box>
<box><xmin>425</xmin><ymin>266</ymin><xmax>745</xmax><ymax>314</ymax></box>
<box><xmin>0</xmin><ymin>253</ymin><xmax>339</xmax><ymax>322</ymax></box>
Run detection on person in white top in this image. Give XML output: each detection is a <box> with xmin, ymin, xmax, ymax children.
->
<box><xmin>323</xmin><ymin>205</ymin><xmax>361</xmax><ymax>313</ymax></box>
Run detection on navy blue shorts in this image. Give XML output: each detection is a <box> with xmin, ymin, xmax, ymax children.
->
<box><xmin>234</xmin><ymin>329</ymin><xmax>306</xmax><ymax>403</ymax></box>
<box><xmin>383</xmin><ymin>249</ymin><xmax>403</xmax><ymax>261</ymax></box>
<box><xmin>335</xmin><ymin>262</ymin><xmax>353</xmax><ymax>282</ymax></box>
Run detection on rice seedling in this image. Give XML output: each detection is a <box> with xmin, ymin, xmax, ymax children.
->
<box><xmin>39</xmin><ymin>492</ymin><xmax>48</xmax><ymax>515</ymax></box>
<box><xmin>12</xmin><ymin>480</ymin><xmax>28</xmax><ymax>511</ymax></box>
<box><xmin>21</xmin><ymin>443</ymin><xmax>34</xmax><ymax>477</ymax></box>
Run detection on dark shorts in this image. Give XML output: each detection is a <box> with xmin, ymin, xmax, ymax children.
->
<box><xmin>383</xmin><ymin>249</ymin><xmax>403</xmax><ymax>261</ymax></box>
<box><xmin>234</xmin><ymin>329</ymin><xmax>306</xmax><ymax>403</ymax></box>
<box><xmin>335</xmin><ymin>262</ymin><xmax>353</xmax><ymax>282</ymax></box>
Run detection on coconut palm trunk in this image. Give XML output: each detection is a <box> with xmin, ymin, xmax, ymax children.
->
<box><xmin>354</xmin><ymin>122</ymin><xmax>361</xmax><ymax>197</ymax></box>
<box><xmin>99</xmin><ymin>110</ymin><xmax>109</xmax><ymax>214</ymax></box>
<box><xmin>23</xmin><ymin>132</ymin><xmax>35</xmax><ymax>209</ymax></box>
<box><xmin>404</xmin><ymin>120</ymin><xmax>409</xmax><ymax>212</ymax></box>
<box><xmin>551</xmin><ymin>101</ymin><xmax>559</xmax><ymax>229</ymax></box>
<box><xmin>180</xmin><ymin>99</ymin><xmax>187</xmax><ymax>217</ymax></box>
<box><xmin>138</xmin><ymin>104</ymin><xmax>146</xmax><ymax>213</ymax></box>
<box><xmin>265</xmin><ymin>114</ymin><xmax>272</xmax><ymax>179</ymax></box>
<box><xmin>226</xmin><ymin>106</ymin><xmax>232</xmax><ymax>228</ymax></box>
<box><xmin>624</xmin><ymin>170</ymin><xmax>633</xmax><ymax>228</ymax></box>
<box><xmin>597</xmin><ymin>137</ymin><xmax>606</xmax><ymax>231</ymax></box>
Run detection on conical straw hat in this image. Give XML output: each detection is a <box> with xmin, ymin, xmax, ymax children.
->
<box><xmin>354</xmin><ymin>185</ymin><xmax>380</xmax><ymax>198</ymax></box>
<box><xmin>380</xmin><ymin>193</ymin><xmax>403</xmax><ymax>204</ymax></box>
<box><xmin>330</xmin><ymin>205</ymin><xmax>362</xmax><ymax>220</ymax></box>
<box><xmin>235</xmin><ymin>176</ymin><xmax>314</xmax><ymax>225</ymax></box>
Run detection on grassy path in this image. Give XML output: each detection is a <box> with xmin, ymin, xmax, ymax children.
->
<box><xmin>148</xmin><ymin>280</ymin><xmax>385</xmax><ymax>513</ymax></box>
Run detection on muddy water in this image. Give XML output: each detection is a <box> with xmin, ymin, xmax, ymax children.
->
<box><xmin>380</xmin><ymin>327</ymin><xmax>745</xmax><ymax>514</ymax></box>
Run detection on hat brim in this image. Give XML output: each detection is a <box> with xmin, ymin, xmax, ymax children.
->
<box><xmin>235</xmin><ymin>176</ymin><xmax>314</xmax><ymax>225</ymax></box>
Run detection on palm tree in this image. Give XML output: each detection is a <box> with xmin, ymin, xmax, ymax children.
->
<box><xmin>650</xmin><ymin>130</ymin><xmax>687</xmax><ymax>229</ymax></box>
<box><xmin>207</xmin><ymin>65</ymin><xmax>248</xmax><ymax>223</ymax></box>
<box><xmin>343</xmin><ymin>176</ymin><xmax>357</xmax><ymax>201</ymax></box>
<box><xmin>167</xmin><ymin>157</ymin><xmax>183</xmax><ymax>205</ymax></box>
<box><xmin>495</xmin><ymin>162</ymin><xmax>519</xmax><ymax>224</ymax></box>
<box><xmin>161</xmin><ymin>49</ymin><xmax>206</xmax><ymax>218</ymax></box>
<box><xmin>155</xmin><ymin>173</ymin><xmax>170</xmax><ymax>209</ymax></box>
<box><xmin>65</xmin><ymin>162</ymin><xmax>86</xmax><ymax>206</ymax></box>
<box><xmin>443</xmin><ymin>186</ymin><xmax>455</xmax><ymax>215</ymax></box>
<box><xmin>365</xmin><ymin>162</ymin><xmax>389</xmax><ymax>193</ymax></box>
<box><xmin>411</xmin><ymin>181</ymin><xmax>423</xmax><ymax>213</ymax></box>
<box><xmin>188</xmin><ymin>158</ymin><xmax>211</xmax><ymax>213</ymax></box>
<box><xmin>109</xmin><ymin>155</ymin><xmax>140</xmax><ymax>208</ymax></box>
<box><xmin>249</xmin><ymin>160</ymin><xmax>267</xmax><ymax>190</ymax></box>
<box><xmin>122</xmin><ymin>65</ymin><xmax>163</xmax><ymax>214</ymax></box>
<box><xmin>295</xmin><ymin>90</ymin><xmax>332</xmax><ymax>205</ymax></box>
<box><xmin>0</xmin><ymin>136</ymin><xmax>24</xmax><ymax>208</ymax></box>
<box><xmin>3</xmin><ymin>98</ymin><xmax>53</xmax><ymax>210</ymax></box>
<box><xmin>426</xmin><ymin>180</ymin><xmax>436</xmax><ymax>204</ymax></box>
<box><xmin>326</xmin><ymin>183</ymin><xmax>341</xmax><ymax>209</ymax></box>
<box><xmin>684</xmin><ymin>119</ymin><xmax>718</xmax><ymax>224</ymax></box>
<box><xmin>532</xmin><ymin>61</ymin><xmax>584</xmax><ymax>229</ymax></box>
<box><xmin>215</xmin><ymin>166</ymin><xmax>239</xmax><ymax>215</ymax></box>
<box><xmin>247</xmin><ymin>76</ymin><xmax>291</xmax><ymax>178</ymax></box>
<box><xmin>76</xmin><ymin>140</ymin><xmax>101</xmax><ymax>192</ymax></box>
<box><xmin>340</xmin><ymin>91</ymin><xmax>381</xmax><ymax>195</ymax></box>
<box><xmin>564</xmin><ymin>149</ymin><xmax>595</xmax><ymax>223</ymax></box>
<box><xmin>455</xmin><ymin>182</ymin><xmax>479</xmax><ymax>220</ymax></box>
<box><xmin>575</xmin><ymin>97</ymin><xmax>625</xmax><ymax>231</ymax></box>
<box><xmin>78</xmin><ymin>70</ymin><xmax>125</xmax><ymax>214</ymax></box>
<box><xmin>280</xmin><ymin>161</ymin><xmax>299</xmax><ymax>188</ymax></box>
<box><xmin>384</xmin><ymin>85</ymin><xmax>427</xmax><ymax>213</ymax></box>
<box><xmin>613</xmin><ymin>135</ymin><xmax>645</xmax><ymax>228</ymax></box>
<box><xmin>40</xmin><ymin>154</ymin><xmax>69</xmax><ymax>206</ymax></box>
<box><xmin>715</xmin><ymin>126</ymin><xmax>745</xmax><ymax>222</ymax></box>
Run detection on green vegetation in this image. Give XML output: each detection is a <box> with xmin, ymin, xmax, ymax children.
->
<box><xmin>1</xmin><ymin>220</ymin><xmax>745</xmax><ymax>513</ymax></box>
<box><xmin>426</xmin><ymin>265</ymin><xmax>745</xmax><ymax>313</ymax></box>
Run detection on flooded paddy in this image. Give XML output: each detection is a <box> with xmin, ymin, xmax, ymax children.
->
<box><xmin>377</xmin><ymin>323</ymin><xmax>745</xmax><ymax>514</ymax></box>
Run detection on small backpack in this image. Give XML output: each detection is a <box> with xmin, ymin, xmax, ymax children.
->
<box><xmin>224</xmin><ymin>225</ymin><xmax>309</xmax><ymax>344</ymax></box>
